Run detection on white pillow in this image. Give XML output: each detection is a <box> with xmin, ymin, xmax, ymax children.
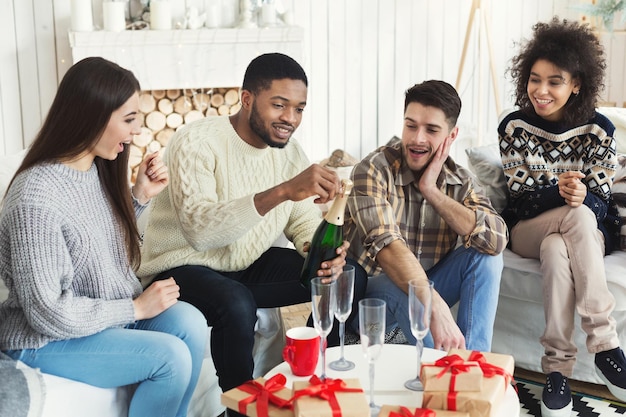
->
<box><xmin>465</xmin><ymin>144</ymin><xmax>508</xmax><ymax>213</ymax></box>
<box><xmin>0</xmin><ymin>149</ymin><xmax>27</xmax><ymax>199</ymax></box>
<box><xmin>598</xmin><ymin>107</ymin><xmax>626</xmax><ymax>155</ymax></box>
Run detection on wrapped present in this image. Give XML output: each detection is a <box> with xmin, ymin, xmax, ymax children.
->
<box><xmin>379</xmin><ymin>404</ymin><xmax>469</xmax><ymax>417</ymax></box>
<box><xmin>292</xmin><ymin>376</ymin><xmax>369</xmax><ymax>417</ymax></box>
<box><xmin>420</xmin><ymin>354</ymin><xmax>484</xmax><ymax>392</ymax></box>
<box><xmin>448</xmin><ymin>349</ymin><xmax>515</xmax><ymax>387</ymax></box>
<box><xmin>221</xmin><ymin>374</ymin><xmax>294</xmax><ymax>417</ymax></box>
<box><xmin>422</xmin><ymin>350</ymin><xmax>515</xmax><ymax>417</ymax></box>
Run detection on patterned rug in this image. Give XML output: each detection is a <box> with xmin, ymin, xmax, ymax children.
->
<box><xmin>517</xmin><ymin>378</ymin><xmax>626</xmax><ymax>417</ymax></box>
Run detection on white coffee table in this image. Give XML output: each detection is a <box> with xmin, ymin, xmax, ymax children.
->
<box><xmin>265</xmin><ymin>344</ymin><xmax>520</xmax><ymax>416</ymax></box>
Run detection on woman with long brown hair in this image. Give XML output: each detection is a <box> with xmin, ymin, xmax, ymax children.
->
<box><xmin>0</xmin><ymin>57</ymin><xmax>206</xmax><ymax>417</ymax></box>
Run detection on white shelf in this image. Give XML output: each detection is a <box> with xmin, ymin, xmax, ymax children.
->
<box><xmin>69</xmin><ymin>27</ymin><xmax>304</xmax><ymax>90</ymax></box>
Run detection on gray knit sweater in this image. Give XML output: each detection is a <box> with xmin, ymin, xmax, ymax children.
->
<box><xmin>0</xmin><ymin>162</ymin><xmax>144</xmax><ymax>350</ymax></box>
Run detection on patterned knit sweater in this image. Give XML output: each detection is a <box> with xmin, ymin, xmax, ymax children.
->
<box><xmin>498</xmin><ymin>110</ymin><xmax>619</xmax><ymax>252</ymax></box>
<box><xmin>0</xmin><ymin>163</ymin><xmax>143</xmax><ymax>350</ymax></box>
<box><xmin>137</xmin><ymin>116</ymin><xmax>322</xmax><ymax>277</ymax></box>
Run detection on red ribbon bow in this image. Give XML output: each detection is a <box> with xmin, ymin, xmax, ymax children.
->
<box><xmin>389</xmin><ymin>406</ymin><xmax>437</xmax><ymax>417</ymax></box>
<box><xmin>424</xmin><ymin>351</ymin><xmax>516</xmax><ymax>411</ymax></box>
<box><xmin>423</xmin><ymin>353</ymin><xmax>480</xmax><ymax>410</ymax></box>
<box><xmin>292</xmin><ymin>375</ymin><xmax>364</xmax><ymax>417</ymax></box>
<box><xmin>432</xmin><ymin>354</ymin><xmax>480</xmax><ymax>389</ymax></box>
<box><xmin>467</xmin><ymin>351</ymin><xmax>514</xmax><ymax>387</ymax></box>
<box><xmin>236</xmin><ymin>373</ymin><xmax>292</xmax><ymax>417</ymax></box>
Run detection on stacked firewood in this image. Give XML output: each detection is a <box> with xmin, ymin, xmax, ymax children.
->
<box><xmin>129</xmin><ymin>87</ymin><xmax>241</xmax><ymax>182</ymax></box>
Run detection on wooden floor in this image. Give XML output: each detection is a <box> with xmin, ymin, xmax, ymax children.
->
<box><xmin>280</xmin><ymin>302</ymin><xmax>311</xmax><ymax>331</ymax></box>
<box><xmin>280</xmin><ymin>302</ymin><xmax>618</xmax><ymax>401</ymax></box>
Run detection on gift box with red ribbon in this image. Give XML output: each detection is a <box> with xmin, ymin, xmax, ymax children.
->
<box><xmin>379</xmin><ymin>404</ymin><xmax>469</xmax><ymax>417</ymax></box>
<box><xmin>420</xmin><ymin>354</ymin><xmax>484</xmax><ymax>392</ymax></box>
<box><xmin>221</xmin><ymin>374</ymin><xmax>294</xmax><ymax>417</ymax></box>
<box><xmin>292</xmin><ymin>376</ymin><xmax>369</xmax><ymax>417</ymax></box>
<box><xmin>421</xmin><ymin>350</ymin><xmax>515</xmax><ymax>417</ymax></box>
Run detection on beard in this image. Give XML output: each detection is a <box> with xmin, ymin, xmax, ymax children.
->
<box><xmin>249</xmin><ymin>102</ymin><xmax>290</xmax><ymax>149</ymax></box>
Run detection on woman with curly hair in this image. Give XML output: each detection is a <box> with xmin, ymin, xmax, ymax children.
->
<box><xmin>499</xmin><ymin>17</ymin><xmax>625</xmax><ymax>416</ymax></box>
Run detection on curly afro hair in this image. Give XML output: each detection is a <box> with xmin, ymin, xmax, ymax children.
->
<box><xmin>509</xmin><ymin>16</ymin><xmax>606</xmax><ymax>127</ymax></box>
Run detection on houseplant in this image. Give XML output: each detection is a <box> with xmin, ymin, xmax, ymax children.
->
<box><xmin>573</xmin><ymin>0</ymin><xmax>626</xmax><ymax>32</ymax></box>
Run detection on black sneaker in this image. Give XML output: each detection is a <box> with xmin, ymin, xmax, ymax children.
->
<box><xmin>595</xmin><ymin>347</ymin><xmax>626</xmax><ymax>401</ymax></box>
<box><xmin>541</xmin><ymin>372</ymin><xmax>572</xmax><ymax>417</ymax></box>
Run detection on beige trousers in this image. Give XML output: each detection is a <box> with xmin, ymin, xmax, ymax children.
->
<box><xmin>510</xmin><ymin>204</ymin><xmax>619</xmax><ymax>376</ymax></box>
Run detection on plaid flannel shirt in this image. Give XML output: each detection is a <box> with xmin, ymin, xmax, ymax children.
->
<box><xmin>345</xmin><ymin>138</ymin><xmax>508</xmax><ymax>276</ymax></box>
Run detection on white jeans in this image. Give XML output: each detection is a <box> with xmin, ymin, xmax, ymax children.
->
<box><xmin>511</xmin><ymin>204</ymin><xmax>619</xmax><ymax>376</ymax></box>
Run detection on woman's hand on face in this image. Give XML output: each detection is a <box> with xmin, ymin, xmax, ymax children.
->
<box><xmin>133</xmin><ymin>277</ymin><xmax>179</xmax><ymax>320</ymax></box>
<box><xmin>132</xmin><ymin>152</ymin><xmax>169</xmax><ymax>204</ymax></box>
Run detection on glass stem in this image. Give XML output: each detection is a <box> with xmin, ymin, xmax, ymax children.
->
<box><xmin>368</xmin><ymin>361</ymin><xmax>375</xmax><ymax>408</ymax></box>
<box><xmin>339</xmin><ymin>321</ymin><xmax>345</xmax><ymax>360</ymax></box>
<box><xmin>320</xmin><ymin>335</ymin><xmax>327</xmax><ymax>380</ymax></box>
<box><xmin>415</xmin><ymin>339</ymin><xmax>424</xmax><ymax>380</ymax></box>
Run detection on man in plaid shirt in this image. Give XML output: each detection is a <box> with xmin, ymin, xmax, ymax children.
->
<box><xmin>345</xmin><ymin>80</ymin><xmax>508</xmax><ymax>351</ymax></box>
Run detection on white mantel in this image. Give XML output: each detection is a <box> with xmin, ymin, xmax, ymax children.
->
<box><xmin>68</xmin><ymin>27</ymin><xmax>304</xmax><ymax>91</ymax></box>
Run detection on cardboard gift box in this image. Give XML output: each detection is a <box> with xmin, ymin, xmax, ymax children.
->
<box><xmin>292</xmin><ymin>376</ymin><xmax>369</xmax><ymax>417</ymax></box>
<box><xmin>447</xmin><ymin>349</ymin><xmax>514</xmax><ymax>385</ymax></box>
<box><xmin>422</xmin><ymin>350</ymin><xmax>515</xmax><ymax>417</ymax></box>
<box><xmin>379</xmin><ymin>404</ymin><xmax>469</xmax><ymax>417</ymax></box>
<box><xmin>221</xmin><ymin>374</ymin><xmax>294</xmax><ymax>417</ymax></box>
<box><xmin>420</xmin><ymin>354</ymin><xmax>484</xmax><ymax>392</ymax></box>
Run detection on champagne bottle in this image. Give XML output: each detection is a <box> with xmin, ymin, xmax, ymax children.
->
<box><xmin>300</xmin><ymin>179</ymin><xmax>354</xmax><ymax>290</ymax></box>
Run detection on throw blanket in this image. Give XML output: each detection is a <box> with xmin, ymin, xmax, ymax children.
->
<box><xmin>0</xmin><ymin>351</ymin><xmax>45</xmax><ymax>417</ymax></box>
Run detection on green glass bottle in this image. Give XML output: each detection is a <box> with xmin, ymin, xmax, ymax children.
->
<box><xmin>300</xmin><ymin>179</ymin><xmax>353</xmax><ymax>290</ymax></box>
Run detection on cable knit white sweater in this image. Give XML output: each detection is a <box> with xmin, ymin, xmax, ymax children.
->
<box><xmin>0</xmin><ymin>163</ymin><xmax>143</xmax><ymax>350</ymax></box>
<box><xmin>138</xmin><ymin>116</ymin><xmax>322</xmax><ymax>278</ymax></box>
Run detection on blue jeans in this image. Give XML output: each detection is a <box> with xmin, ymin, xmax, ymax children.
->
<box><xmin>361</xmin><ymin>246</ymin><xmax>502</xmax><ymax>351</ymax></box>
<box><xmin>153</xmin><ymin>248</ymin><xmax>368</xmax><ymax>395</ymax></box>
<box><xmin>4</xmin><ymin>302</ymin><xmax>207</xmax><ymax>417</ymax></box>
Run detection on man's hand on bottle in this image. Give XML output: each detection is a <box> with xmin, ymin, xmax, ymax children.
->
<box><xmin>303</xmin><ymin>240</ymin><xmax>350</xmax><ymax>283</ymax></box>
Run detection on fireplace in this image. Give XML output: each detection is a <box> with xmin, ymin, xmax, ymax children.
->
<box><xmin>69</xmin><ymin>27</ymin><xmax>304</xmax><ymax>178</ymax></box>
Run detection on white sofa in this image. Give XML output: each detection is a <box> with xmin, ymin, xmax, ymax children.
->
<box><xmin>0</xmin><ymin>149</ymin><xmax>286</xmax><ymax>417</ymax></box>
<box><xmin>465</xmin><ymin>106</ymin><xmax>626</xmax><ymax>384</ymax></box>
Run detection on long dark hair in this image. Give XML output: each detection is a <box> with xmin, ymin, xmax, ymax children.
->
<box><xmin>10</xmin><ymin>57</ymin><xmax>142</xmax><ymax>268</ymax></box>
<box><xmin>509</xmin><ymin>17</ymin><xmax>605</xmax><ymax>127</ymax></box>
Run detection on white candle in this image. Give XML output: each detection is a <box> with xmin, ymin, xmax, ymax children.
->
<box><xmin>103</xmin><ymin>1</ymin><xmax>126</xmax><ymax>32</ymax></box>
<box><xmin>70</xmin><ymin>0</ymin><xmax>93</xmax><ymax>32</ymax></box>
<box><xmin>205</xmin><ymin>4</ymin><xmax>222</xmax><ymax>28</ymax></box>
<box><xmin>261</xmin><ymin>3</ymin><xmax>276</xmax><ymax>27</ymax></box>
<box><xmin>220</xmin><ymin>0</ymin><xmax>239</xmax><ymax>28</ymax></box>
<box><xmin>150</xmin><ymin>0</ymin><xmax>172</xmax><ymax>30</ymax></box>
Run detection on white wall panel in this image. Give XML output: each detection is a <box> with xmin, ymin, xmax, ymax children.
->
<box><xmin>341</xmin><ymin>0</ymin><xmax>364</xmax><ymax>160</ymax></box>
<box><xmin>14</xmin><ymin>0</ymin><xmax>41</xmax><ymax>147</ymax></box>
<box><xmin>357</xmin><ymin>0</ymin><xmax>379</xmax><ymax>159</ymax></box>
<box><xmin>376</xmin><ymin>0</ymin><xmax>397</xmax><ymax>150</ymax></box>
<box><xmin>1</xmin><ymin>0</ymin><xmax>625</xmax><ymax>163</ymax></box>
<box><xmin>326</xmin><ymin>0</ymin><xmax>347</xmax><ymax>157</ymax></box>
<box><xmin>0</xmin><ymin>0</ymin><xmax>22</xmax><ymax>155</ymax></box>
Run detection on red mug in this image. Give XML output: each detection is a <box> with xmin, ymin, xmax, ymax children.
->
<box><xmin>282</xmin><ymin>326</ymin><xmax>320</xmax><ymax>376</ymax></box>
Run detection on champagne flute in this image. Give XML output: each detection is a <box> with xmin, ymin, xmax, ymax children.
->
<box><xmin>404</xmin><ymin>279</ymin><xmax>433</xmax><ymax>391</ymax></box>
<box><xmin>359</xmin><ymin>298</ymin><xmax>386</xmax><ymax>417</ymax></box>
<box><xmin>310</xmin><ymin>277</ymin><xmax>336</xmax><ymax>380</ymax></box>
<box><xmin>329</xmin><ymin>265</ymin><xmax>356</xmax><ymax>371</ymax></box>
